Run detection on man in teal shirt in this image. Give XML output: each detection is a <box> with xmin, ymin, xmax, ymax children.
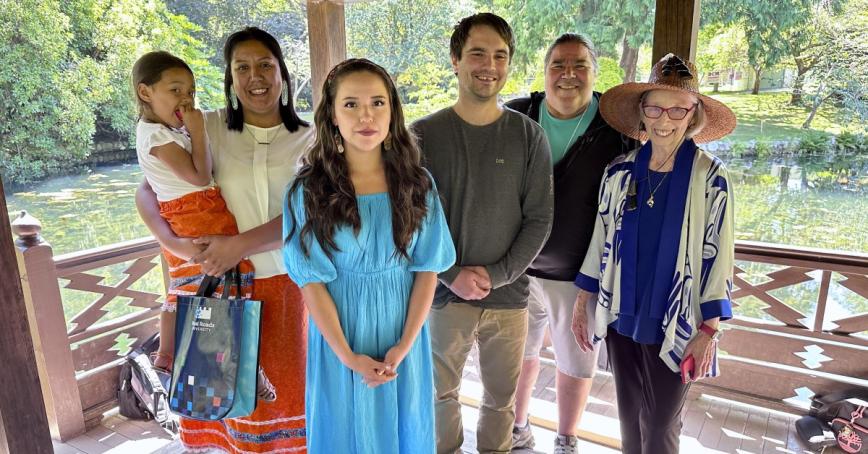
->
<box><xmin>506</xmin><ymin>33</ymin><xmax>638</xmax><ymax>454</ymax></box>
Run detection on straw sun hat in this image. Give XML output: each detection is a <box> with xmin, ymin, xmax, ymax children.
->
<box><xmin>599</xmin><ymin>53</ymin><xmax>737</xmax><ymax>143</ymax></box>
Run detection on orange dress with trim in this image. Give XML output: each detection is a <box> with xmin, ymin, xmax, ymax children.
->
<box><xmin>178</xmin><ymin>274</ymin><xmax>308</xmax><ymax>452</ymax></box>
<box><xmin>158</xmin><ymin>187</ymin><xmax>255</xmax><ymax>305</ymax></box>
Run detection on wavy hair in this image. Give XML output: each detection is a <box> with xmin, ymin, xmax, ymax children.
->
<box><xmin>288</xmin><ymin>58</ymin><xmax>431</xmax><ymax>259</ymax></box>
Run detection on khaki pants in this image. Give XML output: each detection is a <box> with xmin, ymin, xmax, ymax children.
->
<box><xmin>429</xmin><ymin>303</ymin><xmax>528</xmax><ymax>454</ymax></box>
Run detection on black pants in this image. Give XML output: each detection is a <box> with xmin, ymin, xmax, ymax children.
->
<box><xmin>606</xmin><ymin>328</ymin><xmax>690</xmax><ymax>454</ymax></box>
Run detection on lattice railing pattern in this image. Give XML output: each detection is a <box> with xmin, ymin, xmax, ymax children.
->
<box><xmin>704</xmin><ymin>241</ymin><xmax>868</xmax><ymax>411</ymax></box>
<box><xmin>52</xmin><ymin>238</ymin><xmax>164</xmax><ymax>421</ymax></box>
<box><xmin>16</xmin><ymin>231</ymin><xmax>866</xmax><ymax>430</ymax></box>
<box><xmin>61</xmin><ymin>256</ymin><xmax>162</xmax><ymax>342</ymax></box>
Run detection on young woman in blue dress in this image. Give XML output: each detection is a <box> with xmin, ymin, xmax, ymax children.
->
<box><xmin>282</xmin><ymin>58</ymin><xmax>455</xmax><ymax>453</ymax></box>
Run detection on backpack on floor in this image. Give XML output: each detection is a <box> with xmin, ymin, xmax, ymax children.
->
<box><xmin>796</xmin><ymin>387</ymin><xmax>868</xmax><ymax>453</ymax></box>
<box><xmin>117</xmin><ymin>332</ymin><xmax>177</xmax><ymax>433</ymax></box>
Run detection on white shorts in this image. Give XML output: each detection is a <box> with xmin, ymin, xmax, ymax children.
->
<box><xmin>523</xmin><ymin>276</ymin><xmax>600</xmax><ymax>378</ymax></box>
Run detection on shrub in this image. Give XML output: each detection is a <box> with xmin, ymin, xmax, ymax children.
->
<box><xmin>754</xmin><ymin>141</ymin><xmax>772</xmax><ymax>158</ymax></box>
<box><xmin>596</xmin><ymin>57</ymin><xmax>625</xmax><ymax>93</ymax></box>
<box><xmin>797</xmin><ymin>132</ymin><xmax>831</xmax><ymax>154</ymax></box>
<box><xmin>730</xmin><ymin>141</ymin><xmax>748</xmax><ymax>157</ymax></box>
<box><xmin>835</xmin><ymin>131</ymin><xmax>867</xmax><ymax>154</ymax></box>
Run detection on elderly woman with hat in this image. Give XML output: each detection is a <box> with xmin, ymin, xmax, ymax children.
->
<box><xmin>570</xmin><ymin>53</ymin><xmax>737</xmax><ymax>454</ymax></box>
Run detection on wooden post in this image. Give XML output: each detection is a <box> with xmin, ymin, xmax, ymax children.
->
<box><xmin>0</xmin><ymin>183</ymin><xmax>53</xmax><ymax>453</ymax></box>
<box><xmin>652</xmin><ymin>0</ymin><xmax>701</xmax><ymax>62</ymax></box>
<box><xmin>13</xmin><ymin>212</ymin><xmax>86</xmax><ymax>441</ymax></box>
<box><xmin>307</xmin><ymin>0</ymin><xmax>347</xmax><ymax>109</ymax></box>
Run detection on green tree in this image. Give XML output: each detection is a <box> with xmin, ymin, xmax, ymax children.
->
<box><xmin>784</xmin><ymin>0</ymin><xmax>844</xmax><ymax>105</ymax></box>
<box><xmin>801</xmin><ymin>0</ymin><xmax>868</xmax><ymax>129</ymax></box>
<box><xmin>66</xmin><ymin>0</ymin><xmax>211</xmax><ymax>137</ymax></box>
<box><xmin>346</xmin><ymin>0</ymin><xmax>468</xmax><ymax>113</ymax></box>
<box><xmin>696</xmin><ymin>24</ymin><xmax>749</xmax><ymax>90</ymax></box>
<box><xmin>0</xmin><ymin>0</ymin><xmax>93</xmax><ymax>183</ymax></box>
<box><xmin>595</xmin><ymin>56</ymin><xmax>625</xmax><ymax>92</ymax></box>
<box><xmin>486</xmin><ymin>0</ymin><xmax>654</xmax><ymax>84</ymax></box>
<box><xmin>577</xmin><ymin>0</ymin><xmax>654</xmax><ymax>83</ymax></box>
<box><xmin>0</xmin><ymin>0</ymin><xmax>210</xmax><ymax>184</ymax></box>
<box><xmin>703</xmin><ymin>0</ymin><xmax>813</xmax><ymax>95</ymax></box>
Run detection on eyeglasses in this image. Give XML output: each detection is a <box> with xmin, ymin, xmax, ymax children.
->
<box><xmin>641</xmin><ymin>104</ymin><xmax>697</xmax><ymax>120</ymax></box>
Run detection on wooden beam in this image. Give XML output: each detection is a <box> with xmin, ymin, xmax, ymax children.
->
<box><xmin>17</xmin><ymin>236</ymin><xmax>86</xmax><ymax>440</ymax></box>
<box><xmin>652</xmin><ymin>0</ymin><xmax>701</xmax><ymax>62</ymax></box>
<box><xmin>307</xmin><ymin>0</ymin><xmax>347</xmax><ymax>109</ymax></box>
<box><xmin>0</xmin><ymin>178</ymin><xmax>53</xmax><ymax>453</ymax></box>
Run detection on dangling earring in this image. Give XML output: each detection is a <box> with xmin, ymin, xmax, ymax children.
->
<box><xmin>335</xmin><ymin>132</ymin><xmax>344</xmax><ymax>154</ymax></box>
<box><xmin>383</xmin><ymin>133</ymin><xmax>393</xmax><ymax>151</ymax></box>
<box><xmin>229</xmin><ymin>86</ymin><xmax>239</xmax><ymax>110</ymax></box>
<box><xmin>281</xmin><ymin>80</ymin><xmax>289</xmax><ymax>107</ymax></box>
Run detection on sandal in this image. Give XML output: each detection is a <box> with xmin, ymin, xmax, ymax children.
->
<box><xmin>256</xmin><ymin>367</ymin><xmax>277</xmax><ymax>402</ymax></box>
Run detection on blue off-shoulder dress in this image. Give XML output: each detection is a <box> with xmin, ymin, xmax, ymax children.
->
<box><xmin>282</xmin><ymin>177</ymin><xmax>456</xmax><ymax>454</ymax></box>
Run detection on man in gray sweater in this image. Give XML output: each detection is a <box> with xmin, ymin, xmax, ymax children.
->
<box><xmin>412</xmin><ymin>13</ymin><xmax>553</xmax><ymax>454</ymax></box>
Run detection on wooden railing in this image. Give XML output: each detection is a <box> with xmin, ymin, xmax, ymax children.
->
<box><xmin>14</xmin><ymin>213</ymin><xmax>164</xmax><ymax>441</ymax></box>
<box><xmin>700</xmin><ymin>241</ymin><xmax>868</xmax><ymax>411</ymax></box>
<box><xmin>11</xmin><ymin>212</ymin><xmax>868</xmax><ymax>440</ymax></box>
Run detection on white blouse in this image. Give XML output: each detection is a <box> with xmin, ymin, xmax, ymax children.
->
<box><xmin>204</xmin><ymin>109</ymin><xmax>315</xmax><ymax>278</ymax></box>
<box><xmin>136</xmin><ymin>120</ymin><xmax>215</xmax><ymax>201</ymax></box>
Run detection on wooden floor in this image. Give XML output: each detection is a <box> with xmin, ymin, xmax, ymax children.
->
<box><xmin>52</xmin><ymin>350</ymin><xmax>837</xmax><ymax>454</ymax></box>
<box><xmin>458</xmin><ymin>349</ymin><xmax>838</xmax><ymax>454</ymax></box>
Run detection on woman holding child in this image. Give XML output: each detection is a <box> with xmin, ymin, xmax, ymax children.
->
<box><xmin>135</xmin><ymin>27</ymin><xmax>312</xmax><ymax>453</ymax></box>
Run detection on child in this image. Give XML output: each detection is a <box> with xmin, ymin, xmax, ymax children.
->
<box><xmin>132</xmin><ymin>51</ymin><xmax>275</xmax><ymax>402</ymax></box>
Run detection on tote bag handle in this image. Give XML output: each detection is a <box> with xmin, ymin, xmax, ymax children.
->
<box><xmin>195</xmin><ymin>266</ymin><xmax>243</xmax><ymax>299</ymax></box>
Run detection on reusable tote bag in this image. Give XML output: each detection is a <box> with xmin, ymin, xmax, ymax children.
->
<box><xmin>169</xmin><ymin>269</ymin><xmax>262</xmax><ymax>420</ymax></box>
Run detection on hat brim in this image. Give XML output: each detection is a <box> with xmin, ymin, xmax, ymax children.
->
<box><xmin>599</xmin><ymin>83</ymin><xmax>737</xmax><ymax>143</ymax></box>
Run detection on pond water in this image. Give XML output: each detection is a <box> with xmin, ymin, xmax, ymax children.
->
<box><xmin>7</xmin><ymin>155</ymin><xmax>865</xmax><ymax>255</ymax></box>
<box><xmin>722</xmin><ymin>152</ymin><xmax>868</xmax><ymax>253</ymax></box>
<box><xmin>4</xmin><ymin>154</ymin><xmax>867</xmax><ymax>327</ymax></box>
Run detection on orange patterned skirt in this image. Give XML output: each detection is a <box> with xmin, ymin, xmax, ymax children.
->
<box><xmin>179</xmin><ymin>274</ymin><xmax>308</xmax><ymax>452</ymax></box>
<box><xmin>159</xmin><ymin>187</ymin><xmax>254</xmax><ymax>306</ymax></box>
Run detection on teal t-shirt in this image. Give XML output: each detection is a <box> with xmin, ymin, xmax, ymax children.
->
<box><xmin>539</xmin><ymin>96</ymin><xmax>598</xmax><ymax>165</ymax></box>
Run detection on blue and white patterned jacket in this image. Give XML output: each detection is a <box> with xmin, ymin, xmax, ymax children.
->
<box><xmin>575</xmin><ymin>141</ymin><xmax>734</xmax><ymax>375</ymax></box>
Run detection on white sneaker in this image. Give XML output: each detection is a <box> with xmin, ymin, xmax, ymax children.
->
<box><xmin>511</xmin><ymin>421</ymin><xmax>535</xmax><ymax>449</ymax></box>
<box><xmin>553</xmin><ymin>434</ymin><xmax>579</xmax><ymax>454</ymax></box>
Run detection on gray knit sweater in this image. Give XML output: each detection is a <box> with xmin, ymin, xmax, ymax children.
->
<box><xmin>412</xmin><ymin>107</ymin><xmax>553</xmax><ymax>309</ymax></box>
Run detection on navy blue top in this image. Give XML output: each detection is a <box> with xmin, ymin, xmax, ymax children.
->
<box><xmin>610</xmin><ymin>170</ymin><xmax>671</xmax><ymax>344</ymax></box>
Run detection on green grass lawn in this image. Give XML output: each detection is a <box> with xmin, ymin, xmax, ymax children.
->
<box><xmin>705</xmin><ymin>91</ymin><xmax>859</xmax><ymax>143</ymax></box>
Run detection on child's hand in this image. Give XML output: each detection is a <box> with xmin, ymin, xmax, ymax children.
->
<box><xmin>178</xmin><ymin>105</ymin><xmax>205</xmax><ymax>137</ymax></box>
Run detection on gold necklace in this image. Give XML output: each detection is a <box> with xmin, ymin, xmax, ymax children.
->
<box><xmin>646</xmin><ymin>171</ymin><xmax>669</xmax><ymax>208</ymax></box>
<box><xmin>646</xmin><ymin>145</ymin><xmax>679</xmax><ymax>207</ymax></box>
<box><xmin>245</xmin><ymin>125</ymin><xmax>274</xmax><ymax>145</ymax></box>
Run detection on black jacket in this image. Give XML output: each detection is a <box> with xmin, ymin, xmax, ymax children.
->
<box><xmin>505</xmin><ymin>91</ymin><xmax>639</xmax><ymax>281</ymax></box>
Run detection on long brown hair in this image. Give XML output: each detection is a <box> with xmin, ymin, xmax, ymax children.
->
<box><xmin>288</xmin><ymin>58</ymin><xmax>430</xmax><ymax>259</ymax></box>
